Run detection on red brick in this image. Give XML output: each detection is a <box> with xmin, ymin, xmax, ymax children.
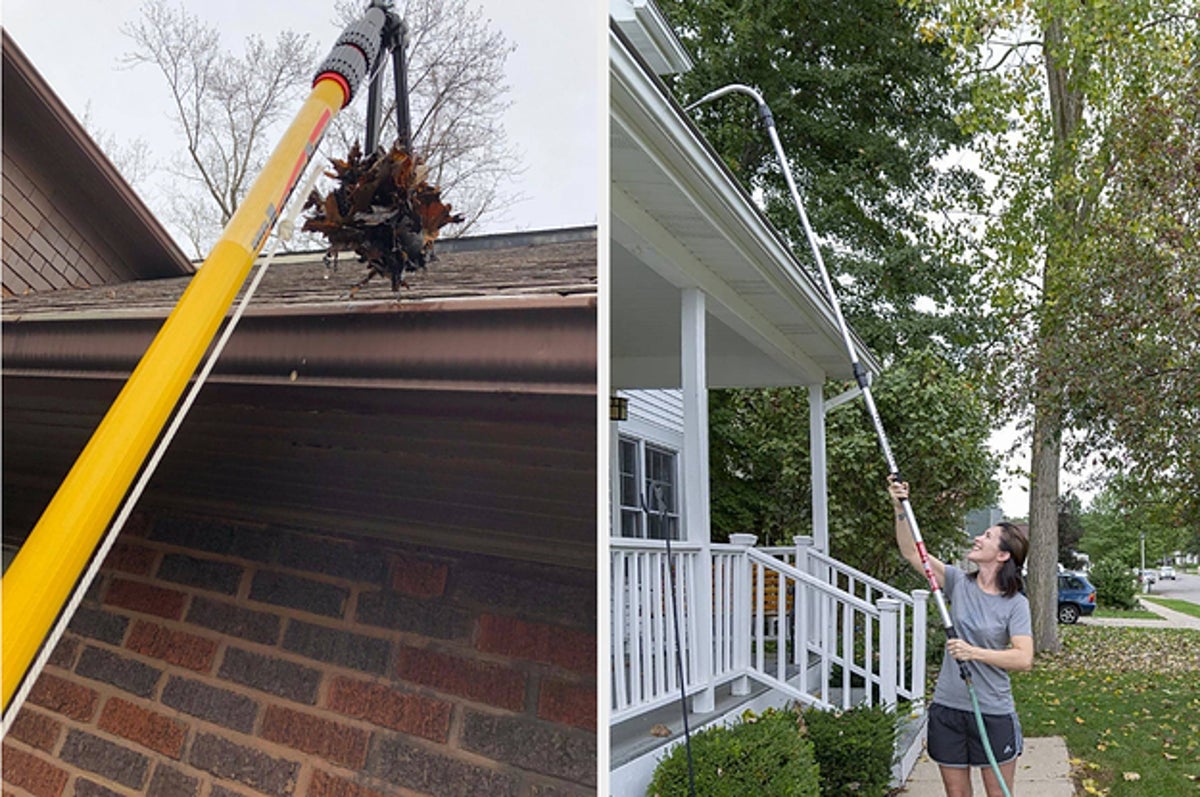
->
<box><xmin>396</xmin><ymin>646</ymin><xmax>524</xmax><ymax>711</ymax></box>
<box><xmin>327</xmin><ymin>676</ymin><xmax>451</xmax><ymax>743</ymax></box>
<box><xmin>537</xmin><ymin>679</ymin><xmax>596</xmax><ymax>731</ymax></box>
<box><xmin>475</xmin><ymin>615</ymin><xmax>594</xmax><ymax>674</ymax></box>
<box><xmin>105</xmin><ymin>543</ymin><xmax>157</xmax><ymax>575</ymax></box>
<box><xmin>1</xmin><ymin>744</ymin><xmax>69</xmax><ymax>797</ymax></box>
<box><xmin>389</xmin><ymin>555</ymin><xmax>449</xmax><ymax>598</ymax></box>
<box><xmin>307</xmin><ymin>771</ymin><xmax>390</xmax><ymax>797</ymax></box>
<box><xmin>46</xmin><ymin>636</ymin><xmax>79</xmax><ymax>670</ymax></box>
<box><xmin>27</xmin><ymin>672</ymin><xmax>98</xmax><ymax>721</ymax></box>
<box><xmin>105</xmin><ymin>579</ymin><xmax>186</xmax><ymax>620</ymax></box>
<box><xmin>8</xmin><ymin>709</ymin><xmax>62</xmax><ymax>752</ymax></box>
<box><xmin>98</xmin><ymin>697</ymin><xmax>187</xmax><ymax>759</ymax></box>
<box><xmin>126</xmin><ymin>620</ymin><xmax>217</xmax><ymax>672</ymax></box>
<box><xmin>260</xmin><ymin>705</ymin><xmax>368</xmax><ymax>769</ymax></box>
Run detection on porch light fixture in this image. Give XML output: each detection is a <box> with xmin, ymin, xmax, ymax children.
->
<box><xmin>610</xmin><ymin>395</ymin><xmax>628</xmax><ymax>421</ymax></box>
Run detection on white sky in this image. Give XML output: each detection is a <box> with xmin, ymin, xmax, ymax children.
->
<box><xmin>2</xmin><ymin>0</ymin><xmax>601</xmax><ymax>243</ymax></box>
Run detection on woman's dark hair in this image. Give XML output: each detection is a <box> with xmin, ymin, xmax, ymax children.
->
<box><xmin>995</xmin><ymin>522</ymin><xmax>1028</xmax><ymax>598</ymax></box>
<box><xmin>966</xmin><ymin>521</ymin><xmax>1028</xmax><ymax>597</ymax></box>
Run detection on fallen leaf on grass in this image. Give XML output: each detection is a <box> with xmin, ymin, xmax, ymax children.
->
<box><xmin>1123</xmin><ymin>772</ymin><xmax>1141</xmax><ymax>781</ymax></box>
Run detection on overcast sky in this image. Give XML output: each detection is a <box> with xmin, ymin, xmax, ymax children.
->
<box><xmin>3</xmin><ymin>0</ymin><xmax>601</xmax><ymax>246</ymax></box>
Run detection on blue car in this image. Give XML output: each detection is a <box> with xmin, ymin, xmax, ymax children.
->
<box><xmin>1057</xmin><ymin>572</ymin><xmax>1097</xmax><ymax>624</ymax></box>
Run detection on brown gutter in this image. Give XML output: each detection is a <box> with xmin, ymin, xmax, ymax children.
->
<box><xmin>2</xmin><ymin>294</ymin><xmax>597</xmax><ymax>395</ymax></box>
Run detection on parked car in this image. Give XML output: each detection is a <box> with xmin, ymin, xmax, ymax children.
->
<box><xmin>1137</xmin><ymin>568</ymin><xmax>1157</xmax><ymax>585</ymax></box>
<box><xmin>1057</xmin><ymin>572</ymin><xmax>1097</xmax><ymax>624</ymax></box>
<box><xmin>1159</xmin><ymin>565</ymin><xmax>1176</xmax><ymax>580</ymax></box>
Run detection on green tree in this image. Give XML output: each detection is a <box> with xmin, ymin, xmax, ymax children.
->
<box><xmin>660</xmin><ymin>0</ymin><xmax>986</xmax><ymax>356</ymax></box>
<box><xmin>940</xmin><ymin>0</ymin><xmax>1198</xmax><ymax>652</ymax></box>
<box><xmin>710</xmin><ymin>349</ymin><xmax>997</xmax><ymax>585</ymax></box>
<box><xmin>1057</xmin><ymin>492</ymin><xmax>1085</xmax><ymax>570</ymax></box>
<box><xmin>660</xmin><ymin>0</ymin><xmax>999</xmax><ymax>587</ymax></box>
<box><xmin>1079</xmin><ymin>476</ymin><xmax>1193</xmax><ymax>570</ymax></box>
<box><xmin>1058</xmin><ymin>73</ymin><xmax>1200</xmax><ymax>522</ymax></box>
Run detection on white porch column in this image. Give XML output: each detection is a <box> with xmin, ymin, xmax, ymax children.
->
<box><xmin>808</xmin><ymin>384</ymin><xmax>829</xmax><ymax>553</ymax></box>
<box><xmin>681</xmin><ymin>287</ymin><xmax>715</xmax><ymax>713</ymax></box>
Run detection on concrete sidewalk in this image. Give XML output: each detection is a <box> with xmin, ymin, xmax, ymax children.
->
<box><xmin>1083</xmin><ymin>598</ymin><xmax>1200</xmax><ymax>630</ymax></box>
<box><xmin>897</xmin><ymin>736</ymin><xmax>1074</xmax><ymax>796</ymax></box>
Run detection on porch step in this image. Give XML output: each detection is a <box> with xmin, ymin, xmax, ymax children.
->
<box><xmin>611</xmin><ymin>679</ymin><xmax>773</xmax><ymax>771</ymax></box>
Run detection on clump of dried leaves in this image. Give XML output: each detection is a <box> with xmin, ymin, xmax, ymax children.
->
<box><xmin>303</xmin><ymin>142</ymin><xmax>463</xmax><ymax>292</ymax></box>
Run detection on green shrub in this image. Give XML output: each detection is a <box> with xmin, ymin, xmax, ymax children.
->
<box><xmin>803</xmin><ymin>703</ymin><xmax>899</xmax><ymax>797</ymax></box>
<box><xmin>647</xmin><ymin>708</ymin><xmax>819</xmax><ymax>796</ymax></box>
<box><xmin>1090</xmin><ymin>557</ymin><xmax>1138</xmax><ymax>610</ymax></box>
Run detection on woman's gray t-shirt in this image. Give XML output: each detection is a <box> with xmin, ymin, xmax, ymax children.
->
<box><xmin>932</xmin><ymin>564</ymin><xmax>1032</xmax><ymax>714</ymax></box>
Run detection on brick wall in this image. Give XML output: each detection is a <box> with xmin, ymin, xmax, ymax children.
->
<box><xmin>2</xmin><ymin>513</ymin><xmax>597</xmax><ymax>797</ymax></box>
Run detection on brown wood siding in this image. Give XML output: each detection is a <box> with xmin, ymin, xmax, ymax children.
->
<box><xmin>1</xmin><ymin>30</ymin><xmax>191</xmax><ymax>297</ymax></box>
<box><xmin>2</xmin><ymin>149</ymin><xmax>120</xmax><ymax>294</ymax></box>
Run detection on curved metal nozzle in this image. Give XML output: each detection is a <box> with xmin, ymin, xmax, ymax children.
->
<box><xmin>684</xmin><ymin>83</ymin><xmax>764</xmax><ymax>111</ymax></box>
<box><xmin>683</xmin><ymin>83</ymin><xmax>774</xmax><ymax>129</ymax></box>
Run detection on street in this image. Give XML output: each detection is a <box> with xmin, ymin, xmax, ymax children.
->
<box><xmin>1145</xmin><ymin>570</ymin><xmax>1200</xmax><ymax>605</ymax></box>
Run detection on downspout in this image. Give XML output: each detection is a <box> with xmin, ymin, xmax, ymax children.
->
<box><xmin>2</xmin><ymin>5</ymin><xmax>391</xmax><ymax>715</ymax></box>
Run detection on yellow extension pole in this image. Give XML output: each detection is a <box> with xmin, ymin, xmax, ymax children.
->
<box><xmin>1</xmin><ymin>78</ymin><xmax>348</xmax><ymax>712</ymax></box>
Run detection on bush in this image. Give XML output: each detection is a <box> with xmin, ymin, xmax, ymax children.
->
<box><xmin>1090</xmin><ymin>557</ymin><xmax>1139</xmax><ymax>609</ymax></box>
<box><xmin>803</xmin><ymin>704</ymin><xmax>899</xmax><ymax>797</ymax></box>
<box><xmin>647</xmin><ymin>708</ymin><xmax>819</xmax><ymax>796</ymax></box>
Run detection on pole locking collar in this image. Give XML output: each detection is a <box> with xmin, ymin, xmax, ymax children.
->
<box><xmin>314</xmin><ymin>7</ymin><xmax>389</xmax><ymax>106</ymax></box>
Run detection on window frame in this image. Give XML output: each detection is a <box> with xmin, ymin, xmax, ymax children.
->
<box><xmin>615</xmin><ymin>433</ymin><xmax>681</xmax><ymax>540</ymax></box>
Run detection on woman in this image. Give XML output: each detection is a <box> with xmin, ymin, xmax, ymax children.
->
<box><xmin>889</xmin><ymin>478</ymin><xmax>1033</xmax><ymax>797</ymax></box>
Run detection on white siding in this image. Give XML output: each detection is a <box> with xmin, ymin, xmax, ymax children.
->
<box><xmin>620</xmin><ymin>388</ymin><xmax>683</xmax><ymax>441</ymax></box>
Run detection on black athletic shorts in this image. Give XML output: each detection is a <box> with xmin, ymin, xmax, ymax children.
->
<box><xmin>927</xmin><ymin>702</ymin><xmax>1023</xmax><ymax>768</ymax></box>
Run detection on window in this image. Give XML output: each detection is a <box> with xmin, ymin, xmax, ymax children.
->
<box><xmin>616</xmin><ymin>436</ymin><xmax>680</xmax><ymax>539</ymax></box>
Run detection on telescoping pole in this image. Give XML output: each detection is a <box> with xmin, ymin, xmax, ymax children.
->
<box><xmin>685</xmin><ymin>84</ymin><xmax>1015</xmax><ymax>796</ymax></box>
<box><xmin>1</xmin><ymin>5</ymin><xmax>393</xmax><ymax>715</ymax></box>
<box><xmin>684</xmin><ymin>83</ymin><xmax>960</xmax><ymax>656</ymax></box>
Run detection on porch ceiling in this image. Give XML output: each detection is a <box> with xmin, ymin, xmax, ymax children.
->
<box><xmin>610</xmin><ymin>25</ymin><xmax>878</xmax><ymax>390</ymax></box>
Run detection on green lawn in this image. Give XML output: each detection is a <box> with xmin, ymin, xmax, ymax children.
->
<box><xmin>1094</xmin><ymin>606</ymin><xmax>1162</xmax><ymax>620</ymax></box>
<box><xmin>1010</xmin><ymin>625</ymin><xmax>1200</xmax><ymax>796</ymax></box>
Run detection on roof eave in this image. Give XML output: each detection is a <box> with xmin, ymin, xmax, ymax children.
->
<box><xmin>1</xmin><ymin>294</ymin><xmax>598</xmax><ymax>396</ymax></box>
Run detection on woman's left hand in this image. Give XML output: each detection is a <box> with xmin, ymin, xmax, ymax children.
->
<box><xmin>947</xmin><ymin>639</ymin><xmax>980</xmax><ymax>662</ymax></box>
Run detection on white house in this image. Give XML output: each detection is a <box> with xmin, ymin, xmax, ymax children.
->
<box><xmin>608</xmin><ymin>1</ymin><xmax>930</xmax><ymax>792</ymax></box>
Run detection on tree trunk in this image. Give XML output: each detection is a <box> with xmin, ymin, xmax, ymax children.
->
<box><xmin>1027</xmin><ymin>404</ymin><xmax>1062</xmax><ymax>653</ymax></box>
<box><xmin>1024</xmin><ymin>14</ymin><xmax>1085</xmax><ymax>656</ymax></box>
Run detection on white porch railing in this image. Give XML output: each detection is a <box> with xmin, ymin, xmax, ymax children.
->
<box><xmin>763</xmin><ymin>539</ymin><xmax>929</xmax><ymax>707</ymax></box>
<box><xmin>610</xmin><ymin>535</ymin><xmax>928</xmax><ymax>725</ymax></box>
